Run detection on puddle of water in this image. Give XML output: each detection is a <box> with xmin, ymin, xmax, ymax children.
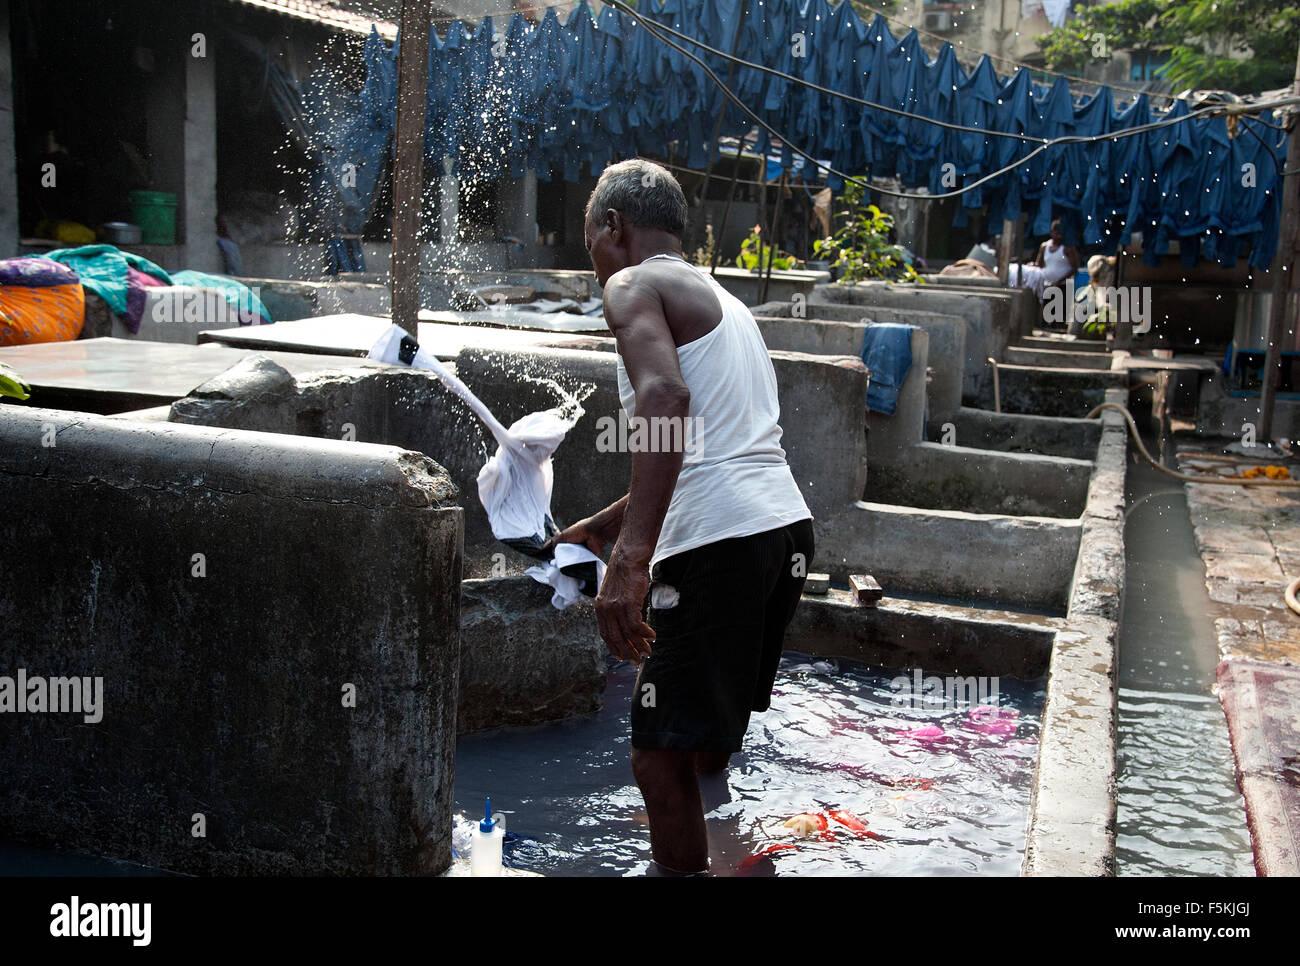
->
<box><xmin>454</xmin><ymin>654</ymin><xmax>1045</xmax><ymax>877</ymax></box>
<box><xmin>1116</xmin><ymin>454</ymin><xmax>1254</xmax><ymax>875</ymax></box>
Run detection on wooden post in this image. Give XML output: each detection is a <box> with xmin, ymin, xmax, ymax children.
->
<box><xmin>1258</xmin><ymin>44</ymin><xmax>1300</xmax><ymax>440</ymax></box>
<box><xmin>695</xmin><ymin>1</ymin><xmax>748</xmax><ymax>210</ymax></box>
<box><xmin>996</xmin><ymin>216</ymin><xmax>1021</xmax><ymax>287</ymax></box>
<box><xmin>760</xmin><ymin>171</ymin><xmax>786</xmax><ymax>305</ymax></box>
<box><xmin>391</xmin><ymin>0</ymin><xmax>433</xmax><ymax>338</ymax></box>
<box><xmin>710</xmin><ymin>150</ymin><xmax>746</xmax><ymax>276</ymax></box>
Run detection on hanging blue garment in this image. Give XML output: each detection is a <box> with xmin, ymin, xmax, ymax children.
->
<box><xmin>858</xmin><ymin>15</ymin><xmax>899</xmax><ymax>173</ymax></box>
<box><xmin>951</xmin><ymin>56</ymin><xmax>1000</xmax><ymax>212</ymax></box>
<box><xmin>331</xmin><ymin>0</ymin><xmax>1284</xmax><ymax>271</ymax></box>
<box><xmin>914</xmin><ymin>44</ymin><xmax>959</xmax><ymax>194</ymax></box>
<box><xmin>861</xmin><ymin>323</ymin><xmax>914</xmax><ymax>416</ymax></box>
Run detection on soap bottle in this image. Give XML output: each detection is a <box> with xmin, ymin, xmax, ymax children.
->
<box><xmin>469</xmin><ymin>797</ymin><xmax>505</xmax><ymax>876</ymax></box>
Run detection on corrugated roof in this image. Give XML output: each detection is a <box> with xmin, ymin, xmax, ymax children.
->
<box><xmin>228</xmin><ymin>0</ymin><xmax>398</xmax><ymax>41</ymax></box>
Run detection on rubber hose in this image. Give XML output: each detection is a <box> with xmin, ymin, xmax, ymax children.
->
<box><xmin>1286</xmin><ymin>577</ymin><xmax>1300</xmax><ymax>617</ymax></box>
<box><xmin>1087</xmin><ymin>401</ymin><xmax>1300</xmax><ymax>617</ymax></box>
<box><xmin>1084</xmin><ymin>402</ymin><xmax>1300</xmax><ymax>487</ymax></box>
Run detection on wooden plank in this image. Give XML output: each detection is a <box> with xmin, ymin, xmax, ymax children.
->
<box><xmin>996</xmin><ymin>217</ymin><xmax>1022</xmax><ymax>287</ymax></box>
<box><xmin>848</xmin><ymin>574</ymin><xmax>883</xmax><ymax>606</ymax></box>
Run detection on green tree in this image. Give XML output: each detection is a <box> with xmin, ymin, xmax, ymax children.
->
<box><xmin>1036</xmin><ymin>0</ymin><xmax>1299</xmax><ymax>94</ymax></box>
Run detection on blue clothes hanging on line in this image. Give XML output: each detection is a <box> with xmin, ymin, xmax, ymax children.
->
<box><xmin>332</xmin><ymin>0</ymin><xmax>1284</xmax><ymax>269</ymax></box>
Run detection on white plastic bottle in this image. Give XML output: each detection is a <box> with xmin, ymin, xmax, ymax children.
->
<box><xmin>469</xmin><ymin>798</ymin><xmax>505</xmax><ymax>876</ymax></box>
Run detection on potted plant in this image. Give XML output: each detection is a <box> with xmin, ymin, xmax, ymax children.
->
<box><xmin>736</xmin><ymin>225</ymin><xmax>797</xmax><ymax>273</ymax></box>
<box><xmin>813</xmin><ymin>181</ymin><xmax>922</xmax><ymax>284</ymax></box>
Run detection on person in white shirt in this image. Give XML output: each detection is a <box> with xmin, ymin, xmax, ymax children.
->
<box><xmin>1008</xmin><ymin>219</ymin><xmax>1080</xmax><ymax>304</ymax></box>
<box><xmin>549</xmin><ymin>159</ymin><xmax>814</xmax><ymax>875</ymax></box>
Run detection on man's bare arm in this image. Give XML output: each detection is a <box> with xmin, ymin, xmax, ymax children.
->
<box><xmin>549</xmin><ymin>494</ymin><xmax>628</xmax><ymax>556</ymax></box>
<box><xmin>590</xmin><ymin>269</ymin><xmax>691</xmax><ymax>661</ymax></box>
<box><xmin>604</xmin><ymin>272</ymin><xmax>690</xmax><ymax>568</ymax></box>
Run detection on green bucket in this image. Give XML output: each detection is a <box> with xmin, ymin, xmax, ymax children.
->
<box><xmin>129</xmin><ymin>190</ymin><xmax>178</xmax><ymax>246</ymax></box>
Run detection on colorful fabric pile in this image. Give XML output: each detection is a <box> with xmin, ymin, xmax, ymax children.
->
<box><xmin>0</xmin><ymin>258</ymin><xmax>86</xmax><ymax>346</ymax></box>
<box><xmin>36</xmin><ymin>245</ymin><xmax>272</xmax><ymax>333</ymax></box>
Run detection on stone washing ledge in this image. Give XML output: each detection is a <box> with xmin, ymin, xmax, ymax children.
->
<box><xmin>1177</xmin><ymin>442</ymin><xmax>1300</xmax><ymax>876</ymax></box>
<box><xmin>1022</xmin><ymin>387</ymin><xmax>1128</xmax><ymax>877</ymax></box>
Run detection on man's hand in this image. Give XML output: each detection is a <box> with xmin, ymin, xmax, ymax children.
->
<box><xmin>544</xmin><ymin>517</ymin><xmax>610</xmax><ymax>558</ymax></box>
<box><xmin>595</xmin><ymin>548</ymin><xmax>655</xmax><ymax>663</ymax></box>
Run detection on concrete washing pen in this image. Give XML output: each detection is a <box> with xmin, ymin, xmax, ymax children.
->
<box><xmin>367</xmin><ymin>323</ymin><xmax>604</xmax><ymax>606</ymax></box>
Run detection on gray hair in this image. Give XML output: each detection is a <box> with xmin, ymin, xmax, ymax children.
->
<box><xmin>585</xmin><ymin>159</ymin><xmax>687</xmax><ymax>236</ymax></box>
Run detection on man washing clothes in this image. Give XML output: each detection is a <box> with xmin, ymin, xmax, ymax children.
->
<box><xmin>547</xmin><ymin>159</ymin><xmax>814</xmax><ymax>875</ymax></box>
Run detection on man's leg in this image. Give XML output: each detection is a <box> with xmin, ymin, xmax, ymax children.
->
<box><xmin>694</xmin><ymin>752</ymin><xmax>730</xmax><ymax>774</ymax></box>
<box><xmin>630</xmin><ymin>747</ymin><xmax>708</xmax><ymax>874</ymax></box>
<box><xmin>693</xmin><ymin>752</ymin><xmax>733</xmax><ymax>820</ymax></box>
<box><xmin>629</xmin><ymin>533</ymin><xmax>780</xmax><ymax>874</ymax></box>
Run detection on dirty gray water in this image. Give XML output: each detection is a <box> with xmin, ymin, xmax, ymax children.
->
<box><xmin>1116</xmin><ymin>449</ymin><xmax>1254</xmax><ymax>876</ymax></box>
<box><xmin>454</xmin><ymin>654</ymin><xmax>1045</xmax><ymax>876</ymax></box>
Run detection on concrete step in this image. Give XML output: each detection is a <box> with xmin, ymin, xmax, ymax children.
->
<box><xmin>1005</xmin><ymin>345</ymin><xmax>1115</xmax><ymax>370</ymax></box>
<box><xmin>1017</xmin><ymin>333</ymin><xmax>1109</xmax><ymax>353</ymax></box>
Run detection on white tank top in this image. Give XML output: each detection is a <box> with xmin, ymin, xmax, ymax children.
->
<box><xmin>1042</xmin><ymin>241</ymin><xmax>1073</xmax><ymax>284</ymax></box>
<box><xmin>615</xmin><ymin>254</ymin><xmax>812</xmax><ymax>569</ymax></box>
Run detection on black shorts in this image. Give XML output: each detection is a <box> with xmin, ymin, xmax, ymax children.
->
<box><xmin>630</xmin><ymin>518</ymin><xmax>815</xmax><ymax>754</ymax></box>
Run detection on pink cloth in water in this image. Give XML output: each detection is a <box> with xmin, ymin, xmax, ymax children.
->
<box><xmin>965</xmin><ymin>705</ymin><xmax>1019</xmax><ymax>736</ymax></box>
<box><xmin>897</xmin><ymin>724</ymin><xmax>946</xmax><ymax>743</ymax></box>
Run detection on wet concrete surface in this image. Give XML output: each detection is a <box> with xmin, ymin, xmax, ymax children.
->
<box><xmin>1171</xmin><ymin>439</ymin><xmax>1300</xmax><ymax>874</ymax></box>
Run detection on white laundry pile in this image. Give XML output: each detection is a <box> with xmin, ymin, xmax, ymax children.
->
<box><xmin>368</xmin><ymin>324</ymin><xmax>604</xmax><ymax>608</ymax></box>
<box><xmin>1008</xmin><ymin>262</ymin><xmax>1050</xmax><ymax>300</ymax></box>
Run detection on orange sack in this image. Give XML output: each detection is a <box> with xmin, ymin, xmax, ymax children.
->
<box><xmin>0</xmin><ymin>257</ymin><xmax>86</xmax><ymax>346</ymax></box>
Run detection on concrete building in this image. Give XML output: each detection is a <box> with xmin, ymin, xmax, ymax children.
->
<box><xmin>0</xmin><ymin>0</ymin><xmax>562</xmax><ymax>280</ymax></box>
<box><xmin>0</xmin><ymin>0</ymin><xmax>394</xmax><ymax>268</ymax></box>
<box><xmin>891</xmin><ymin>0</ymin><xmax>1065</xmax><ymax>69</ymax></box>
<box><xmin>889</xmin><ymin>1</ymin><xmax>1173</xmax><ymax>93</ymax></box>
